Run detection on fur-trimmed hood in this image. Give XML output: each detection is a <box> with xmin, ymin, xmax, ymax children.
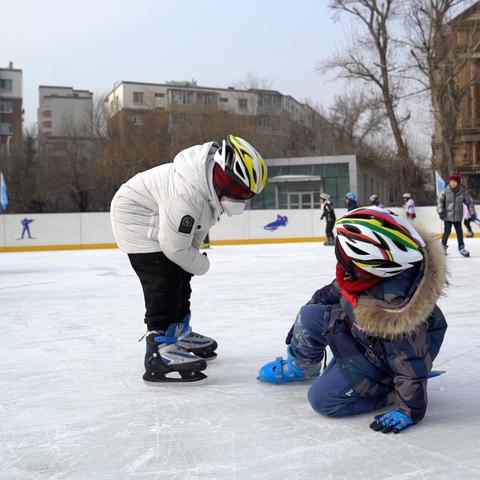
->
<box><xmin>349</xmin><ymin>226</ymin><xmax>447</xmax><ymax>339</ymax></box>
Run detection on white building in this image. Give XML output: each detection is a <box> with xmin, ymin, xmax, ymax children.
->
<box><xmin>0</xmin><ymin>62</ymin><xmax>23</xmax><ymax>154</ymax></box>
<box><xmin>105</xmin><ymin>80</ymin><xmax>317</xmax><ymax>128</ymax></box>
<box><xmin>38</xmin><ymin>86</ymin><xmax>93</xmax><ymax>143</ymax></box>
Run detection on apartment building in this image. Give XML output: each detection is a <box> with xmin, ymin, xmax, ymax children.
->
<box><xmin>38</xmin><ymin>86</ymin><xmax>93</xmax><ymax>150</ymax></box>
<box><xmin>0</xmin><ymin>62</ymin><xmax>23</xmax><ymax>155</ymax></box>
<box><xmin>432</xmin><ymin>2</ymin><xmax>480</xmax><ymax>198</ymax></box>
<box><xmin>104</xmin><ymin>80</ymin><xmax>331</xmax><ymax>157</ymax></box>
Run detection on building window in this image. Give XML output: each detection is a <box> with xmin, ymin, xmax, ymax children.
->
<box><xmin>258</xmin><ymin>115</ymin><xmax>270</xmax><ymax>128</ymax></box>
<box><xmin>155</xmin><ymin>93</ymin><xmax>165</xmax><ymax>98</ymax></box>
<box><xmin>43</xmin><ymin>109</ymin><xmax>52</xmax><ymax>117</ymax></box>
<box><xmin>129</xmin><ymin>114</ymin><xmax>144</xmax><ymax>126</ymax></box>
<box><xmin>197</xmin><ymin>93</ymin><xmax>215</xmax><ymax>105</ymax></box>
<box><xmin>219</xmin><ymin>97</ymin><xmax>229</xmax><ymax>103</ymax></box>
<box><xmin>239</xmin><ymin>98</ymin><xmax>248</xmax><ymax>110</ymax></box>
<box><xmin>133</xmin><ymin>91</ymin><xmax>144</xmax><ymax>103</ymax></box>
<box><xmin>169</xmin><ymin>90</ymin><xmax>194</xmax><ymax>105</ymax></box>
<box><xmin>0</xmin><ymin>79</ymin><xmax>13</xmax><ymax>91</ymax></box>
<box><xmin>0</xmin><ymin>122</ymin><xmax>14</xmax><ymax>134</ymax></box>
<box><xmin>258</xmin><ymin>94</ymin><xmax>280</xmax><ymax>108</ymax></box>
<box><xmin>0</xmin><ymin>100</ymin><xmax>13</xmax><ymax>113</ymax></box>
<box><xmin>43</xmin><ymin>121</ymin><xmax>52</xmax><ymax>129</ymax></box>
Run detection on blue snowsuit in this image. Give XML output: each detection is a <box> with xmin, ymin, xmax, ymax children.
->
<box><xmin>289</xmin><ymin>231</ymin><xmax>447</xmax><ymax>424</ymax></box>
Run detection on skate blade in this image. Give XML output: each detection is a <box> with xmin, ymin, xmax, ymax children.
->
<box><xmin>143</xmin><ymin>377</ymin><xmax>207</xmax><ymax>386</ymax></box>
<box><xmin>143</xmin><ymin>370</ymin><xmax>207</xmax><ymax>385</ymax></box>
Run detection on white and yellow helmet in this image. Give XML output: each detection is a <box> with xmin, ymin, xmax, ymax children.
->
<box><xmin>214</xmin><ymin>134</ymin><xmax>267</xmax><ymax>195</ymax></box>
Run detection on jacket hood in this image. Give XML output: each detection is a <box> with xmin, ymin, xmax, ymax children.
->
<box><xmin>350</xmin><ymin>226</ymin><xmax>447</xmax><ymax>339</ymax></box>
<box><xmin>173</xmin><ymin>142</ymin><xmax>222</xmax><ymax>216</ymax></box>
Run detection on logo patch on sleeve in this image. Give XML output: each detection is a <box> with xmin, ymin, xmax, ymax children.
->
<box><xmin>178</xmin><ymin>215</ymin><xmax>195</xmax><ymax>234</ymax></box>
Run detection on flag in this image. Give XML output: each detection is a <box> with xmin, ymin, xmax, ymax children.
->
<box><xmin>0</xmin><ymin>172</ymin><xmax>8</xmax><ymax>210</ymax></box>
<box><xmin>435</xmin><ymin>171</ymin><xmax>446</xmax><ymax>197</ymax></box>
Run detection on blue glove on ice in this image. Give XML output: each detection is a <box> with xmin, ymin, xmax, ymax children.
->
<box><xmin>370</xmin><ymin>409</ymin><xmax>413</xmax><ymax>434</ymax></box>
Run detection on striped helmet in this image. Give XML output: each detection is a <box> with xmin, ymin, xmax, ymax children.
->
<box><xmin>335</xmin><ymin>206</ymin><xmax>425</xmax><ymax>278</ymax></box>
<box><xmin>214</xmin><ymin>134</ymin><xmax>267</xmax><ymax>196</ymax></box>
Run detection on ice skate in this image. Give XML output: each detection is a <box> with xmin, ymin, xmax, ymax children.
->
<box><xmin>176</xmin><ymin>314</ymin><xmax>218</xmax><ymax>360</ymax></box>
<box><xmin>143</xmin><ymin>324</ymin><xmax>208</xmax><ymax>385</ymax></box>
<box><xmin>459</xmin><ymin>247</ymin><xmax>470</xmax><ymax>257</ymax></box>
<box><xmin>442</xmin><ymin>244</ymin><xmax>448</xmax><ymax>255</ymax></box>
<box><xmin>257</xmin><ymin>345</ymin><xmax>321</xmax><ymax>384</ymax></box>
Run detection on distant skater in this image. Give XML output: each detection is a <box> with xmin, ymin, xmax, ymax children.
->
<box><xmin>320</xmin><ymin>193</ymin><xmax>336</xmax><ymax>246</ymax></box>
<box><xmin>437</xmin><ymin>173</ymin><xmax>474</xmax><ymax>257</ymax></box>
<box><xmin>402</xmin><ymin>193</ymin><xmax>416</xmax><ymax>220</ymax></box>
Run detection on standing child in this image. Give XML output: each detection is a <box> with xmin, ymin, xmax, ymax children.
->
<box><xmin>111</xmin><ymin>135</ymin><xmax>267</xmax><ymax>384</ymax></box>
<box><xmin>345</xmin><ymin>192</ymin><xmax>358</xmax><ymax>211</ymax></box>
<box><xmin>402</xmin><ymin>193</ymin><xmax>416</xmax><ymax>220</ymax></box>
<box><xmin>437</xmin><ymin>173</ymin><xmax>474</xmax><ymax>257</ymax></box>
<box><xmin>258</xmin><ymin>207</ymin><xmax>447</xmax><ymax>434</ymax></box>
<box><xmin>369</xmin><ymin>194</ymin><xmax>380</xmax><ymax>207</ymax></box>
<box><xmin>320</xmin><ymin>193</ymin><xmax>336</xmax><ymax>246</ymax></box>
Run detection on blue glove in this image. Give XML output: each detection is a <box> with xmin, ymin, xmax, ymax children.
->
<box><xmin>370</xmin><ymin>409</ymin><xmax>413</xmax><ymax>434</ymax></box>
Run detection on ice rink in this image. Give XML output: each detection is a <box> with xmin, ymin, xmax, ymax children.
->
<box><xmin>2</xmin><ymin>239</ymin><xmax>480</xmax><ymax>480</ymax></box>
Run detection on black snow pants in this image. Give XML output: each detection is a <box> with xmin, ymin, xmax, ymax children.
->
<box><xmin>128</xmin><ymin>252</ymin><xmax>192</xmax><ymax>331</ymax></box>
<box><xmin>441</xmin><ymin>221</ymin><xmax>464</xmax><ymax>249</ymax></box>
<box><xmin>325</xmin><ymin>220</ymin><xmax>335</xmax><ymax>241</ymax></box>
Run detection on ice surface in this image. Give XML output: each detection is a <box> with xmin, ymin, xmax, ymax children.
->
<box><xmin>1</xmin><ymin>240</ymin><xmax>480</xmax><ymax>480</ymax></box>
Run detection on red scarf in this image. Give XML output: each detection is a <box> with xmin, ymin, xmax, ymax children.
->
<box><xmin>335</xmin><ymin>263</ymin><xmax>382</xmax><ymax>307</ymax></box>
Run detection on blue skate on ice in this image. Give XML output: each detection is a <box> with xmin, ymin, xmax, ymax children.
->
<box><xmin>257</xmin><ymin>345</ymin><xmax>321</xmax><ymax>384</ymax></box>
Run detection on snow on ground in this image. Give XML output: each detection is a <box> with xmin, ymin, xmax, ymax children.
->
<box><xmin>1</xmin><ymin>239</ymin><xmax>480</xmax><ymax>480</ymax></box>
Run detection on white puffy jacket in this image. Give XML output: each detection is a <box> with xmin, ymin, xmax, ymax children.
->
<box><xmin>110</xmin><ymin>142</ymin><xmax>222</xmax><ymax>275</ymax></box>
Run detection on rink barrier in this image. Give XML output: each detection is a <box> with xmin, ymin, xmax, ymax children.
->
<box><xmin>0</xmin><ymin>208</ymin><xmax>478</xmax><ymax>252</ymax></box>
<box><xmin>1</xmin><ymin>243</ymin><xmax>118</xmax><ymax>253</ymax></box>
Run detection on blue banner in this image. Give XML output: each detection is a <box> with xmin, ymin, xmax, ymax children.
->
<box><xmin>435</xmin><ymin>171</ymin><xmax>446</xmax><ymax>196</ymax></box>
<box><xmin>0</xmin><ymin>172</ymin><xmax>8</xmax><ymax>210</ymax></box>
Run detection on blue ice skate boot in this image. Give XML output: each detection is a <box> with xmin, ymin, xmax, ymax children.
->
<box><xmin>176</xmin><ymin>314</ymin><xmax>218</xmax><ymax>360</ymax></box>
<box><xmin>257</xmin><ymin>345</ymin><xmax>321</xmax><ymax>384</ymax></box>
<box><xmin>143</xmin><ymin>321</ymin><xmax>208</xmax><ymax>384</ymax></box>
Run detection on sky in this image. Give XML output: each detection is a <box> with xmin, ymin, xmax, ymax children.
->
<box><xmin>2</xmin><ymin>0</ymin><xmax>349</xmax><ymax>127</ymax></box>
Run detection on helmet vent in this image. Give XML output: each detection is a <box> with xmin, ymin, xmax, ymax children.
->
<box><xmin>348</xmin><ymin>243</ymin><xmax>368</xmax><ymax>255</ymax></box>
<box><xmin>234</xmin><ymin>161</ymin><xmax>243</xmax><ymax>178</ymax></box>
<box><xmin>393</xmin><ymin>240</ymin><xmax>407</xmax><ymax>252</ymax></box>
<box><xmin>345</xmin><ymin>225</ymin><xmax>361</xmax><ymax>234</ymax></box>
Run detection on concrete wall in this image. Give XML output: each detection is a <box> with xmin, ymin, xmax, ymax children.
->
<box><xmin>0</xmin><ymin>207</ymin><xmax>461</xmax><ymax>252</ymax></box>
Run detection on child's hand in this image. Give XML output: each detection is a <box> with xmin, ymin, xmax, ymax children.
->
<box><xmin>369</xmin><ymin>409</ymin><xmax>413</xmax><ymax>434</ymax></box>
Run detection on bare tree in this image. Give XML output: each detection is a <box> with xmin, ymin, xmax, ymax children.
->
<box><xmin>329</xmin><ymin>90</ymin><xmax>387</xmax><ymax>146</ymax></box>
<box><xmin>318</xmin><ymin>0</ymin><xmax>418</xmax><ymax>196</ymax></box>
<box><xmin>234</xmin><ymin>71</ymin><xmax>274</xmax><ymax>91</ymax></box>
<box><xmin>406</xmin><ymin>0</ymin><xmax>480</xmax><ymax>177</ymax></box>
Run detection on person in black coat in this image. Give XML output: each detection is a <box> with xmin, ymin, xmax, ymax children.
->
<box><xmin>320</xmin><ymin>193</ymin><xmax>336</xmax><ymax>246</ymax></box>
